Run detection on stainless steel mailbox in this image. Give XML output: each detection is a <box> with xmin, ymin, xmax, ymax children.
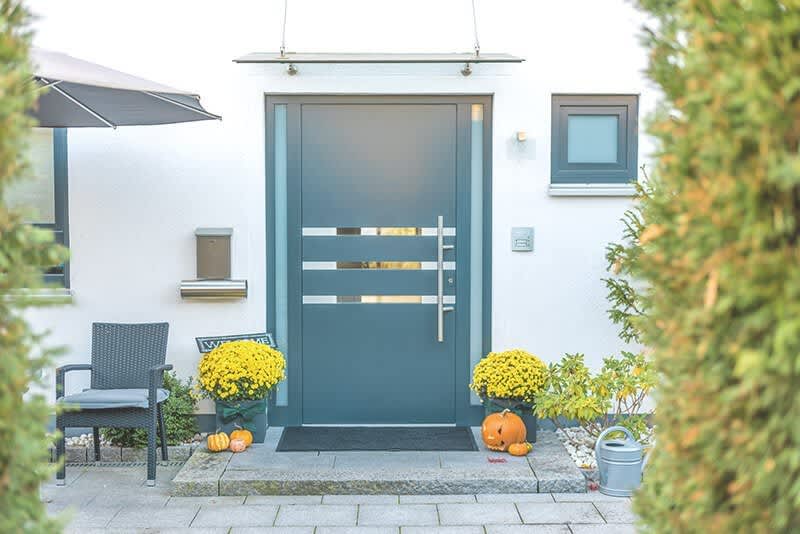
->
<box><xmin>180</xmin><ymin>227</ymin><xmax>247</xmax><ymax>300</ymax></box>
<box><xmin>196</xmin><ymin>227</ymin><xmax>232</xmax><ymax>280</ymax></box>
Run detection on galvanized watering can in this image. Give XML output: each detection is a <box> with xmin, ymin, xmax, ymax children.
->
<box><xmin>595</xmin><ymin>425</ymin><xmax>651</xmax><ymax>497</ymax></box>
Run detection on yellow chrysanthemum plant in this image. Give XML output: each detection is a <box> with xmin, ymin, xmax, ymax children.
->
<box><xmin>198</xmin><ymin>340</ymin><xmax>285</xmax><ymax>443</ymax></box>
<box><xmin>469</xmin><ymin>349</ymin><xmax>547</xmax><ymax>441</ymax></box>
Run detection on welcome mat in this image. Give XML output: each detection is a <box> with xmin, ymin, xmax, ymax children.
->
<box><xmin>275</xmin><ymin>426</ymin><xmax>479</xmax><ymax>452</ymax></box>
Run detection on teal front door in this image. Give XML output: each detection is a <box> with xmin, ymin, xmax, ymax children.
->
<box><xmin>267</xmin><ymin>95</ymin><xmax>490</xmax><ymax>425</ymax></box>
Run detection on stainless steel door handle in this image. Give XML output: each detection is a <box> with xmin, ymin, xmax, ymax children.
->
<box><xmin>437</xmin><ymin>215</ymin><xmax>454</xmax><ymax>342</ymax></box>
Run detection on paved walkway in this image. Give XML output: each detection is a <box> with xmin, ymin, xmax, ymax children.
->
<box><xmin>43</xmin><ymin>465</ymin><xmax>637</xmax><ymax>533</ymax></box>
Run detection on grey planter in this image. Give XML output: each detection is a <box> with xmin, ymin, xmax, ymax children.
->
<box><xmin>214</xmin><ymin>399</ymin><xmax>267</xmax><ymax>443</ymax></box>
<box><xmin>482</xmin><ymin>398</ymin><xmax>538</xmax><ymax>443</ymax></box>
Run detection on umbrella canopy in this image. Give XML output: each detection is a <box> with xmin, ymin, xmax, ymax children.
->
<box><xmin>30</xmin><ymin>48</ymin><xmax>220</xmax><ymax>128</ymax></box>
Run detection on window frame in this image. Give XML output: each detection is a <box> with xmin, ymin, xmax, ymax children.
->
<box><xmin>550</xmin><ymin>94</ymin><xmax>638</xmax><ymax>186</ymax></box>
<box><xmin>35</xmin><ymin>128</ymin><xmax>69</xmax><ymax>287</ymax></box>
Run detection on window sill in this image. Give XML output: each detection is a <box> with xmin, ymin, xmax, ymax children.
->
<box><xmin>5</xmin><ymin>288</ymin><xmax>74</xmax><ymax>304</ymax></box>
<box><xmin>548</xmin><ymin>183</ymin><xmax>637</xmax><ymax>197</ymax></box>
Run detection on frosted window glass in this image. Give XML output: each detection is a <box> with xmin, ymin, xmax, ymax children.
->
<box><xmin>470</xmin><ymin>105</ymin><xmax>483</xmax><ymax>405</ymax></box>
<box><xmin>6</xmin><ymin>128</ymin><xmax>55</xmax><ymax>223</ymax></box>
<box><xmin>567</xmin><ymin>115</ymin><xmax>618</xmax><ymax>163</ymax></box>
<box><xmin>274</xmin><ymin>105</ymin><xmax>289</xmax><ymax>406</ymax></box>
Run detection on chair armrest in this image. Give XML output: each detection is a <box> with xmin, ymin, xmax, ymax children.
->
<box><xmin>148</xmin><ymin>364</ymin><xmax>174</xmax><ymax>407</ymax></box>
<box><xmin>55</xmin><ymin>364</ymin><xmax>92</xmax><ymax>399</ymax></box>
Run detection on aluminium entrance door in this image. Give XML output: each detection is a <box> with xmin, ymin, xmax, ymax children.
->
<box><xmin>268</xmin><ymin>95</ymin><xmax>490</xmax><ymax>425</ymax></box>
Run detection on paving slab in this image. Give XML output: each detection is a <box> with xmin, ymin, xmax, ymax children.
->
<box><xmin>569</xmin><ymin>526</ymin><xmax>638</xmax><ymax>534</ymax></box>
<box><xmin>171</xmin><ymin>449</ymin><xmax>232</xmax><ymax>496</ymax></box>
<box><xmin>552</xmin><ymin>492</ymin><xmax>628</xmax><ymax>502</ymax></box>
<box><xmin>399</xmin><ymin>494</ymin><xmax>477</xmax><ymax>504</ymax></box>
<box><xmin>403</xmin><ymin>528</ymin><xmax>483</xmax><ymax>534</ymax></box>
<box><xmin>358</xmin><ymin>504</ymin><xmax>438</xmax><ymax>526</ymax></box>
<box><xmin>64</xmin><ymin>528</ymin><xmax>228</xmax><ymax>534</ymax></box>
<box><xmin>192</xmin><ymin>503</ymin><xmax>279</xmax><ymax>527</ymax></box>
<box><xmin>316</xmin><ymin>528</ymin><xmax>399</xmax><ymax>534</ymax></box>
<box><xmin>246</xmin><ymin>495</ymin><xmax>324</xmax><ymax>505</ymax></box>
<box><xmin>437</xmin><ymin>503</ymin><xmax>522</xmax><ymax>525</ymax></box>
<box><xmin>109</xmin><ymin>505</ymin><xmax>199</xmax><ymax>528</ymax></box>
<box><xmin>89</xmin><ymin>492</ymin><xmax>171</xmax><ymax>507</ymax></box>
<box><xmin>231</xmin><ymin>528</ymin><xmax>314</xmax><ymax>534</ymax></box>
<box><xmin>323</xmin><ymin>494</ymin><xmax>399</xmax><ymax>504</ymax></box>
<box><xmin>476</xmin><ymin>493</ymin><xmax>555</xmax><ymax>503</ymax></box>
<box><xmin>485</xmin><ymin>526</ymin><xmax>571</xmax><ymax>534</ymax></box>
<box><xmin>274</xmin><ymin>504</ymin><xmax>358</xmax><ymax>526</ymax></box>
<box><xmin>516</xmin><ymin>502</ymin><xmax>604</xmax><ymax>524</ymax></box>
<box><xmin>62</xmin><ymin>505</ymin><xmax>121</xmax><ymax>528</ymax></box>
<box><xmin>168</xmin><ymin>495</ymin><xmax>247</xmax><ymax>506</ymax></box>
<box><xmin>594</xmin><ymin>500</ymin><xmax>637</xmax><ymax>523</ymax></box>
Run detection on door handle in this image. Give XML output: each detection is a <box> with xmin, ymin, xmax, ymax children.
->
<box><xmin>437</xmin><ymin>215</ymin><xmax>454</xmax><ymax>342</ymax></box>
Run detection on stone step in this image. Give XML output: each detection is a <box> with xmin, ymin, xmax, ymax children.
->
<box><xmin>170</xmin><ymin>429</ymin><xmax>585</xmax><ymax>497</ymax></box>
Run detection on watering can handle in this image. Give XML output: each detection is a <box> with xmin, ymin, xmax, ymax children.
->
<box><xmin>594</xmin><ymin>425</ymin><xmax>636</xmax><ymax>470</ymax></box>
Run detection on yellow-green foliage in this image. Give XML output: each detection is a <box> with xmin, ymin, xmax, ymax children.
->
<box><xmin>0</xmin><ymin>1</ymin><xmax>70</xmax><ymax>531</ymax></box>
<box><xmin>198</xmin><ymin>341</ymin><xmax>285</xmax><ymax>401</ymax></box>
<box><xmin>469</xmin><ymin>349</ymin><xmax>547</xmax><ymax>405</ymax></box>
<box><xmin>633</xmin><ymin>1</ymin><xmax>800</xmax><ymax>531</ymax></box>
<box><xmin>535</xmin><ymin>352</ymin><xmax>654</xmax><ymax>442</ymax></box>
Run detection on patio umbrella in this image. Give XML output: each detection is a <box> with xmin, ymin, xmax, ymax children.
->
<box><xmin>30</xmin><ymin>47</ymin><xmax>220</xmax><ymax>128</ymax></box>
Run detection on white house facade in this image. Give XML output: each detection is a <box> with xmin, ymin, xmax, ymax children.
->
<box><xmin>24</xmin><ymin>0</ymin><xmax>653</xmax><ymax>426</ymax></box>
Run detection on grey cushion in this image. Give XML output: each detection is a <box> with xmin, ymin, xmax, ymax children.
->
<box><xmin>58</xmin><ymin>388</ymin><xmax>169</xmax><ymax>409</ymax></box>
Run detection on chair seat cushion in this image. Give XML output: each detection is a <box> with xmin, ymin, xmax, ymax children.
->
<box><xmin>57</xmin><ymin>388</ymin><xmax>169</xmax><ymax>409</ymax></box>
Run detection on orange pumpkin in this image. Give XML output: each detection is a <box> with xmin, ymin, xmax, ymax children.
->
<box><xmin>229</xmin><ymin>438</ymin><xmax>247</xmax><ymax>453</ymax></box>
<box><xmin>207</xmin><ymin>431</ymin><xmax>230</xmax><ymax>452</ymax></box>
<box><xmin>508</xmin><ymin>442</ymin><xmax>532</xmax><ymax>456</ymax></box>
<box><xmin>230</xmin><ymin>427</ymin><xmax>253</xmax><ymax>447</ymax></box>
<box><xmin>481</xmin><ymin>409</ymin><xmax>527</xmax><ymax>452</ymax></box>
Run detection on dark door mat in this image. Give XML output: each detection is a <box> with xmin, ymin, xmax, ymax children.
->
<box><xmin>276</xmin><ymin>426</ymin><xmax>479</xmax><ymax>452</ymax></box>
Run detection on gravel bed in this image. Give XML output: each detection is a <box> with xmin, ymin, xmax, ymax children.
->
<box><xmin>555</xmin><ymin>426</ymin><xmax>654</xmax><ymax>470</ymax></box>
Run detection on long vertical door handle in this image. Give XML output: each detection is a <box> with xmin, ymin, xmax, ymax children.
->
<box><xmin>437</xmin><ymin>215</ymin><xmax>454</xmax><ymax>342</ymax></box>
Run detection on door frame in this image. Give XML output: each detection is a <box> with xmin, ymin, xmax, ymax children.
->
<box><xmin>265</xmin><ymin>94</ymin><xmax>493</xmax><ymax>426</ymax></box>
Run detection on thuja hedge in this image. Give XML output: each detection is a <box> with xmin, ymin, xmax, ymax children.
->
<box><xmin>633</xmin><ymin>1</ymin><xmax>800</xmax><ymax>532</ymax></box>
<box><xmin>0</xmin><ymin>1</ymin><xmax>70</xmax><ymax>532</ymax></box>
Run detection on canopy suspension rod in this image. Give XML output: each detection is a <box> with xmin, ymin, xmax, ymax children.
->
<box><xmin>144</xmin><ymin>92</ymin><xmax>222</xmax><ymax>120</ymax></box>
<box><xmin>280</xmin><ymin>0</ymin><xmax>289</xmax><ymax>57</ymax></box>
<box><xmin>470</xmin><ymin>0</ymin><xmax>480</xmax><ymax>57</ymax></box>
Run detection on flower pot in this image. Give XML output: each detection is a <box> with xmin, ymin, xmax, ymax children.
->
<box><xmin>482</xmin><ymin>398</ymin><xmax>538</xmax><ymax>443</ymax></box>
<box><xmin>215</xmin><ymin>398</ymin><xmax>267</xmax><ymax>443</ymax></box>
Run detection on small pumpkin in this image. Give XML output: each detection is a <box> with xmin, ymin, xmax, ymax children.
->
<box><xmin>508</xmin><ymin>442</ymin><xmax>532</xmax><ymax>456</ymax></box>
<box><xmin>230</xmin><ymin>427</ymin><xmax>253</xmax><ymax>448</ymax></box>
<box><xmin>207</xmin><ymin>431</ymin><xmax>230</xmax><ymax>452</ymax></box>
<box><xmin>229</xmin><ymin>438</ymin><xmax>247</xmax><ymax>453</ymax></box>
<box><xmin>481</xmin><ymin>409</ymin><xmax>527</xmax><ymax>452</ymax></box>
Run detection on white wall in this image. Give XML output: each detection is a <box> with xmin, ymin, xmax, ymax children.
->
<box><xmin>26</xmin><ymin>0</ymin><xmax>653</xmax><ymax>410</ymax></box>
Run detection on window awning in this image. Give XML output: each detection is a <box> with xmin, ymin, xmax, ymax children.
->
<box><xmin>233</xmin><ymin>52</ymin><xmax>524</xmax><ymax>64</ymax></box>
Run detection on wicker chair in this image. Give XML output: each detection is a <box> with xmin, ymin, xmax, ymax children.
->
<box><xmin>55</xmin><ymin>322</ymin><xmax>172</xmax><ymax>486</ymax></box>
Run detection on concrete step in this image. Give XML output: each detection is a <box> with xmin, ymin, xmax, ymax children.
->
<box><xmin>171</xmin><ymin>429</ymin><xmax>585</xmax><ymax>496</ymax></box>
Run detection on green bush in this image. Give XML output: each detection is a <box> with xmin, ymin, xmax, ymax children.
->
<box><xmin>633</xmin><ymin>0</ymin><xmax>800</xmax><ymax>531</ymax></box>
<box><xmin>0</xmin><ymin>2</ymin><xmax>70</xmax><ymax>532</ymax></box>
<box><xmin>535</xmin><ymin>352</ymin><xmax>654</xmax><ymax>444</ymax></box>
<box><xmin>102</xmin><ymin>372</ymin><xmax>199</xmax><ymax>448</ymax></box>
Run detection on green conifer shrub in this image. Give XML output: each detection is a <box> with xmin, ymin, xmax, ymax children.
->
<box><xmin>633</xmin><ymin>1</ymin><xmax>800</xmax><ymax>531</ymax></box>
<box><xmin>0</xmin><ymin>1</ymin><xmax>70</xmax><ymax>531</ymax></box>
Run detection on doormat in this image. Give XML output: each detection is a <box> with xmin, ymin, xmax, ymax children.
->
<box><xmin>276</xmin><ymin>426</ymin><xmax>479</xmax><ymax>452</ymax></box>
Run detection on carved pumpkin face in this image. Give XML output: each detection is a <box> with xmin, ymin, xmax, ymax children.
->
<box><xmin>481</xmin><ymin>410</ymin><xmax>527</xmax><ymax>452</ymax></box>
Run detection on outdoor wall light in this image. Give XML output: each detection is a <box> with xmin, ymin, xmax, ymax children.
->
<box><xmin>516</xmin><ymin>131</ymin><xmax>527</xmax><ymax>142</ymax></box>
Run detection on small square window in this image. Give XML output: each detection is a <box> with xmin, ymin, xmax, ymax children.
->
<box><xmin>551</xmin><ymin>95</ymin><xmax>638</xmax><ymax>189</ymax></box>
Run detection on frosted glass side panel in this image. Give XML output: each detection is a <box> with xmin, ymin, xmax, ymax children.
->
<box><xmin>274</xmin><ymin>104</ymin><xmax>289</xmax><ymax>406</ymax></box>
<box><xmin>470</xmin><ymin>104</ymin><xmax>483</xmax><ymax>405</ymax></box>
<box><xmin>567</xmin><ymin>115</ymin><xmax>618</xmax><ymax>163</ymax></box>
<box><xmin>6</xmin><ymin>128</ymin><xmax>55</xmax><ymax>223</ymax></box>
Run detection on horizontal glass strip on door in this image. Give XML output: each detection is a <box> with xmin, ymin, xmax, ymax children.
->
<box><xmin>302</xmin><ymin>261</ymin><xmax>456</xmax><ymax>270</ymax></box>
<box><xmin>303</xmin><ymin>295</ymin><xmax>456</xmax><ymax>304</ymax></box>
<box><xmin>302</xmin><ymin>227</ymin><xmax>456</xmax><ymax>236</ymax></box>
